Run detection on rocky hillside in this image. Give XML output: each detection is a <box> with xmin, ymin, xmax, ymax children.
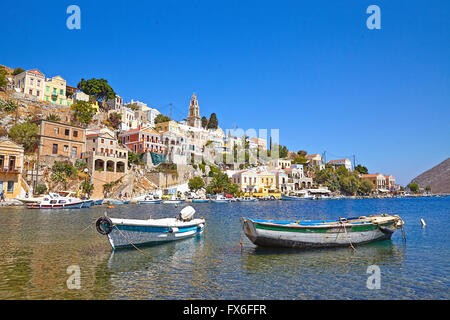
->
<box><xmin>410</xmin><ymin>158</ymin><xmax>450</xmax><ymax>194</ymax></box>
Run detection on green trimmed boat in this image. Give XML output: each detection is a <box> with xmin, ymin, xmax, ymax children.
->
<box><xmin>240</xmin><ymin>214</ymin><xmax>404</xmax><ymax>248</ymax></box>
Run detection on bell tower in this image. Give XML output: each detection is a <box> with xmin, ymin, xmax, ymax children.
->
<box><xmin>187</xmin><ymin>93</ymin><xmax>201</xmax><ymax>128</ymax></box>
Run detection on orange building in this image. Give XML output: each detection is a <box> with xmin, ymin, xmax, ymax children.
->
<box><xmin>118</xmin><ymin>126</ymin><xmax>166</xmax><ymax>154</ymax></box>
<box><xmin>34</xmin><ymin>120</ymin><xmax>86</xmax><ymax>165</ymax></box>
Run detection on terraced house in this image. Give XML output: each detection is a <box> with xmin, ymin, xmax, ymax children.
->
<box><xmin>44</xmin><ymin>75</ymin><xmax>72</xmax><ymax>106</ymax></box>
<box><xmin>13</xmin><ymin>69</ymin><xmax>45</xmax><ymax>100</ymax></box>
<box><xmin>0</xmin><ymin>139</ymin><xmax>29</xmax><ymax>199</ymax></box>
<box><xmin>34</xmin><ymin>120</ymin><xmax>86</xmax><ymax>166</ymax></box>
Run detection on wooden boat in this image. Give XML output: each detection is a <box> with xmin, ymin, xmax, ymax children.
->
<box><xmin>192</xmin><ymin>199</ymin><xmax>210</xmax><ymax>203</ymax></box>
<box><xmin>93</xmin><ymin>199</ymin><xmax>104</xmax><ymax>205</ymax></box>
<box><xmin>240</xmin><ymin>214</ymin><xmax>404</xmax><ymax>248</ymax></box>
<box><xmin>81</xmin><ymin>200</ymin><xmax>94</xmax><ymax>208</ymax></box>
<box><xmin>95</xmin><ymin>206</ymin><xmax>205</xmax><ymax>250</ymax></box>
<box><xmin>27</xmin><ymin>193</ymin><xmax>84</xmax><ymax>209</ymax></box>
<box><xmin>107</xmin><ymin>199</ymin><xmax>130</xmax><ymax>205</ymax></box>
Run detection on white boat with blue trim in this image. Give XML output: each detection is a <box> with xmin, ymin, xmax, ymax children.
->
<box><xmin>96</xmin><ymin>206</ymin><xmax>205</xmax><ymax>249</ymax></box>
<box><xmin>211</xmin><ymin>194</ymin><xmax>231</xmax><ymax>203</ymax></box>
<box><xmin>241</xmin><ymin>214</ymin><xmax>404</xmax><ymax>249</ymax></box>
<box><xmin>138</xmin><ymin>194</ymin><xmax>162</xmax><ymax>204</ymax></box>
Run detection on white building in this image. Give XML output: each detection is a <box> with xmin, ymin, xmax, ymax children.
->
<box><xmin>14</xmin><ymin>69</ymin><xmax>45</xmax><ymax>101</ymax></box>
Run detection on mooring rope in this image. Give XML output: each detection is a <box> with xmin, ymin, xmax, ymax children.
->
<box><xmin>233</xmin><ymin>223</ymin><xmax>245</xmax><ymax>253</ymax></box>
<box><xmin>339</xmin><ymin>220</ymin><xmax>357</xmax><ymax>251</ymax></box>
<box><xmin>113</xmin><ymin>225</ymin><xmax>152</xmax><ymax>259</ymax></box>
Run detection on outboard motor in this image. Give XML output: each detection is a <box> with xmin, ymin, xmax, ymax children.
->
<box><xmin>179</xmin><ymin>206</ymin><xmax>195</xmax><ymax>222</ymax></box>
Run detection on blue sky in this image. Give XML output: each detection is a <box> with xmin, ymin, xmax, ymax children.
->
<box><xmin>1</xmin><ymin>0</ymin><xmax>449</xmax><ymax>185</ymax></box>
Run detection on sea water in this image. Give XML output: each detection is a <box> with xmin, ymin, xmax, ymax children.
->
<box><xmin>0</xmin><ymin>197</ymin><xmax>448</xmax><ymax>299</ymax></box>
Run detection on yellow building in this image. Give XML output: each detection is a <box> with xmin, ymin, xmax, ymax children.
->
<box><xmin>44</xmin><ymin>76</ymin><xmax>71</xmax><ymax>106</ymax></box>
<box><xmin>0</xmin><ymin>140</ymin><xmax>27</xmax><ymax>199</ymax></box>
<box><xmin>155</xmin><ymin>120</ymin><xmax>180</xmax><ymax>134</ymax></box>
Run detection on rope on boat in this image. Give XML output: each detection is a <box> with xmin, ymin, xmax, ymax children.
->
<box><xmin>113</xmin><ymin>225</ymin><xmax>152</xmax><ymax>259</ymax></box>
<box><xmin>339</xmin><ymin>219</ymin><xmax>357</xmax><ymax>251</ymax></box>
<box><xmin>233</xmin><ymin>222</ymin><xmax>245</xmax><ymax>253</ymax></box>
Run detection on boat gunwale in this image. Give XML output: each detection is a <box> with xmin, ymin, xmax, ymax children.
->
<box><xmin>247</xmin><ymin>216</ymin><xmax>397</xmax><ymax>229</ymax></box>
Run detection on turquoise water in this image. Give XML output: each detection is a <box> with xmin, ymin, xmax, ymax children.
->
<box><xmin>0</xmin><ymin>197</ymin><xmax>448</xmax><ymax>299</ymax></box>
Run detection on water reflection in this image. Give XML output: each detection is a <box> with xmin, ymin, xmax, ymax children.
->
<box><xmin>241</xmin><ymin>241</ymin><xmax>406</xmax><ymax>274</ymax></box>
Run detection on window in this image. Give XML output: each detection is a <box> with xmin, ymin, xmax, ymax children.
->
<box><xmin>73</xmin><ymin>131</ymin><xmax>78</xmax><ymax>138</ymax></box>
<box><xmin>110</xmin><ymin>141</ymin><xmax>113</xmax><ymax>145</ymax></box>
<box><xmin>0</xmin><ymin>155</ymin><xmax>4</xmax><ymax>168</ymax></box>
<box><xmin>72</xmin><ymin>147</ymin><xmax>77</xmax><ymax>158</ymax></box>
<box><xmin>30</xmin><ymin>78</ymin><xmax>34</xmax><ymax>85</ymax></box>
<box><xmin>53</xmin><ymin>88</ymin><xmax>56</xmax><ymax>94</ymax></box>
<box><xmin>46</xmin><ymin>86</ymin><xmax>49</xmax><ymax>92</ymax></box>
<box><xmin>7</xmin><ymin>181</ymin><xmax>14</xmax><ymax>192</ymax></box>
<box><xmin>59</xmin><ymin>99</ymin><xmax>62</xmax><ymax>104</ymax></box>
<box><xmin>65</xmin><ymin>129</ymin><xmax>70</xmax><ymax>136</ymax></box>
<box><xmin>52</xmin><ymin>144</ymin><xmax>58</xmax><ymax>154</ymax></box>
<box><xmin>54</xmin><ymin>127</ymin><xmax>59</xmax><ymax>134</ymax></box>
<box><xmin>36</xmin><ymin>90</ymin><xmax>40</xmax><ymax>96</ymax></box>
<box><xmin>37</xmin><ymin>79</ymin><xmax>41</xmax><ymax>86</ymax></box>
<box><xmin>64</xmin><ymin>145</ymin><xmax>69</xmax><ymax>152</ymax></box>
<box><xmin>60</xmin><ymin>89</ymin><xmax>64</xmax><ymax>95</ymax></box>
<box><xmin>101</xmin><ymin>139</ymin><xmax>104</xmax><ymax>143</ymax></box>
<box><xmin>29</xmin><ymin>89</ymin><xmax>33</xmax><ymax>95</ymax></box>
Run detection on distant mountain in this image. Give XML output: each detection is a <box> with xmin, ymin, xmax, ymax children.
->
<box><xmin>410</xmin><ymin>158</ymin><xmax>450</xmax><ymax>194</ymax></box>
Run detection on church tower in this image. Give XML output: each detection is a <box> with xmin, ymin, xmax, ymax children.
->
<box><xmin>187</xmin><ymin>93</ymin><xmax>201</xmax><ymax>128</ymax></box>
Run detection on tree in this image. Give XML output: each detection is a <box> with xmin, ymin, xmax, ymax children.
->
<box><xmin>71</xmin><ymin>100</ymin><xmax>96</xmax><ymax>126</ymax></box>
<box><xmin>0</xmin><ymin>99</ymin><xmax>18</xmax><ymax>113</ymax></box>
<box><xmin>81</xmin><ymin>180</ymin><xmax>94</xmax><ymax>195</ymax></box>
<box><xmin>188</xmin><ymin>176</ymin><xmax>205</xmax><ymax>191</ymax></box>
<box><xmin>207</xmin><ymin>113</ymin><xmax>218</xmax><ymax>129</ymax></box>
<box><xmin>340</xmin><ymin>175</ymin><xmax>360</xmax><ymax>195</ymax></box>
<box><xmin>409</xmin><ymin>183</ymin><xmax>419</xmax><ymax>193</ymax></box>
<box><xmin>154</xmin><ymin>114</ymin><xmax>171</xmax><ymax>125</ymax></box>
<box><xmin>107</xmin><ymin>112</ymin><xmax>121</xmax><ymax>129</ymax></box>
<box><xmin>359</xmin><ymin>179</ymin><xmax>374</xmax><ymax>195</ymax></box>
<box><xmin>208</xmin><ymin>172</ymin><xmax>230</xmax><ymax>194</ymax></box>
<box><xmin>12</xmin><ymin>67</ymin><xmax>25</xmax><ymax>76</ymax></box>
<box><xmin>0</xmin><ymin>66</ymin><xmax>7</xmax><ymax>90</ymax></box>
<box><xmin>297</xmin><ymin>150</ymin><xmax>307</xmax><ymax>157</ymax></box>
<box><xmin>425</xmin><ymin>185</ymin><xmax>432</xmax><ymax>193</ymax></box>
<box><xmin>46</xmin><ymin>114</ymin><xmax>61</xmax><ymax>122</ymax></box>
<box><xmin>8</xmin><ymin>122</ymin><xmax>39</xmax><ymax>153</ymax></box>
<box><xmin>127</xmin><ymin>103</ymin><xmax>139</xmax><ymax>111</ymax></box>
<box><xmin>292</xmin><ymin>155</ymin><xmax>307</xmax><ymax>164</ymax></box>
<box><xmin>77</xmin><ymin>78</ymin><xmax>116</xmax><ymax>103</ymax></box>
<box><xmin>201</xmin><ymin>116</ymin><xmax>208</xmax><ymax>129</ymax></box>
<box><xmin>355</xmin><ymin>164</ymin><xmax>368</xmax><ymax>174</ymax></box>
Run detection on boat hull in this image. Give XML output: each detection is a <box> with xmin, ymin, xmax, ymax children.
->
<box><xmin>93</xmin><ymin>199</ymin><xmax>104</xmax><ymax>205</ymax></box>
<box><xmin>242</xmin><ymin>218</ymin><xmax>396</xmax><ymax>248</ymax></box>
<box><xmin>192</xmin><ymin>199</ymin><xmax>210</xmax><ymax>203</ymax></box>
<box><xmin>138</xmin><ymin>200</ymin><xmax>162</xmax><ymax>204</ymax></box>
<box><xmin>211</xmin><ymin>199</ymin><xmax>231</xmax><ymax>203</ymax></box>
<box><xmin>107</xmin><ymin>219</ymin><xmax>205</xmax><ymax>249</ymax></box>
<box><xmin>162</xmin><ymin>200</ymin><xmax>185</xmax><ymax>204</ymax></box>
<box><xmin>81</xmin><ymin>200</ymin><xmax>94</xmax><ymax>208</ymax></box>
<box><xmin>27</xmin><ymin>201</ymin><xmax>84</xmax><ymax>209</ymax></box>
<box><xmin>281</xmin><ymin>194</ymin><xmax>312</xmax><ymax>200</ymax></box>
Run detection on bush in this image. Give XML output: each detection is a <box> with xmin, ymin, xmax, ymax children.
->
<box><xmin>35</xmin><ymin>183</ymin><xmax>47</xmax><ymax>195</ymax></box>
<box><xmin>8</xmin><ymin>121</ymin><xmax>39</xmax><ymax>153</ymax></box>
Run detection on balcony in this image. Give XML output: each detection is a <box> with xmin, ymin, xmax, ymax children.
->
<box><xmin>0</xmin><ymin>167</ymin><xmax>21</xmax><ymax>174</ymax></box>
<box><xmin>82</xmin><ymin>151</ymin><xmax>127</xmax><ymax>159</ymax></box>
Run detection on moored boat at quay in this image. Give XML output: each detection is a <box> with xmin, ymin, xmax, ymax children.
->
<box><xmin>211</xmin><ymin>194</ymin><xmax>231</xmax><ymax>203</ymax></box>
<box><xmin>240</xmin><ymin>214</ymin><xmax>404</xmax><ymax>249</ymax></box>
<box><xmin>95</xmin><ymin>206</ymin><xmax>205</xmax><ymax>249</ymax></box>
<box><xmin>27</xmin><ymin>193</ymin><xmax>85</xmax><ymax>209</ymax></box>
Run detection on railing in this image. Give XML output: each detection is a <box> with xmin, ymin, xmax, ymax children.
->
<box><xmin>82</xmin><ymin>151</ymin><xmax>127</xmax><ymax>159</ymax></box>
<box><xmin>0</xmin><ymin>167</ymin><xmax>21</xmax><ymax>173</ymax></box>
